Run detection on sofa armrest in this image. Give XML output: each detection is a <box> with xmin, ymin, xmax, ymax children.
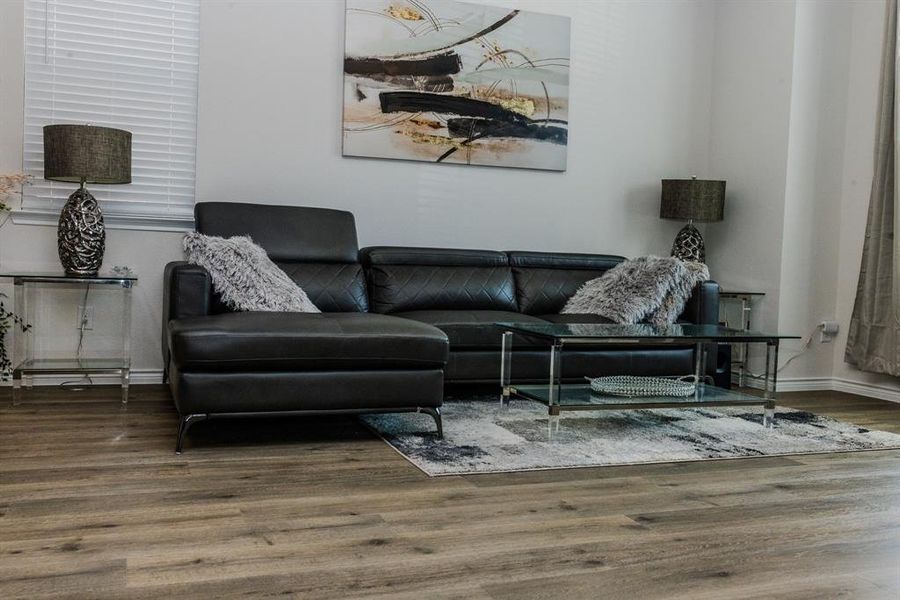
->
<box><xmin>162</xmin><ymin>261</ymin><xmax>213</xmax><ymax>373</ymax></box>
<box><xmin>680</xmin><ymin>280</ymin><xmax>720</xmax><ymax>325</ymax></box>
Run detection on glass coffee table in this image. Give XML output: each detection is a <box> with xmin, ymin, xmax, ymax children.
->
<box><xmin>496</xmin><ymin>323</ymin><xmax>799</xmax><ymax>433</ymax></box>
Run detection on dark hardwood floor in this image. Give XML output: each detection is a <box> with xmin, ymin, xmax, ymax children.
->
<box><xmin>1</xmin><ymin>385</ymin><xmax>899</xmax><ymax>599</ymax></box>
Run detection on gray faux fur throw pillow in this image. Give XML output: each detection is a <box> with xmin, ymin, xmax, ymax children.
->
<box><xmin>561</xmin><ymin>256</ymin><xmax>709</xmax><ymax>327</ymax></box>
<box><xmin>183</xmin><ymin>232</ymin><xmax>319</xmax><ymax>313</ymax></box>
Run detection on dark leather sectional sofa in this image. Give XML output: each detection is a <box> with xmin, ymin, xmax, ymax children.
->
<box><xmin>163</xmin><ymin>202</ymin><xmax>722</xmax><ymax>452</ymax></box>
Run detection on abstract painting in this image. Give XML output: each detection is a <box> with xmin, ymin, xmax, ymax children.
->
<box><xmin>342</xmin><ymin>0</ymin><xmax>570</xmax><ymax>171</ymax></box>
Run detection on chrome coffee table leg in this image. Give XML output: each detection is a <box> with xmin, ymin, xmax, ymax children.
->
<box><xmin>500</xmin><ymin>331</ymin><xmax>513</xmax><ymax>407</ymax></box>
<box><xmin>763</xmin><ymin>340</ymin><xmax>779</xmax><ymax>428</ymax></box>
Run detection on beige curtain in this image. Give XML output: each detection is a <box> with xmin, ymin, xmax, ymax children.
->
<box><xmin>846</xmin><ymin>0</ymin><xmax>900</xmax><ymax>376</ymax></box>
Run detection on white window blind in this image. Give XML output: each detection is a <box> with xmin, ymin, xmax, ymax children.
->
<box><xmin>23</xmin><ymin>0</ymin><xmax>200</xmax><ymax>221</ymax></box>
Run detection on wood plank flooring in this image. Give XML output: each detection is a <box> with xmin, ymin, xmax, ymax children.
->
<box><xmin>1</xmin><ymin>386</ymin><xmax>899</xmax><ymax>599</ymax></box>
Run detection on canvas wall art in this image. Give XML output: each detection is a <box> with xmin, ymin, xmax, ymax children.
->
<box><xmin>342</xmin><ymin>0</ymin><xmax>571</xmax><ymax>171</ymax></box>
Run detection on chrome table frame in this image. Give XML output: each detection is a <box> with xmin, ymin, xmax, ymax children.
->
<box><xmin>4</xmin><ymin>273</ymin><xmax>135</xmax><ymax>406</ymax></box>
<box><xmin>499</xmin><ymin>327</ymin><xmax>782</xmax><ymax>435</ymax></box>
<box><xmin>720</xmin><ymin>290</ymin><xmax>766</xmax><ymax>387</ymax></box>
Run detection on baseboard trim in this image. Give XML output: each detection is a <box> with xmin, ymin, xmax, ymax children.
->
<box><xmin>735</xmin><ymin>373</ymin><xmax>900</xmax><ymax>403</ymax></box>
<box><xmin>0</xmin><ymin>369</ymin><xmax>164</xmax><ymax>387</ymax></box>
<box><xmin>772</xmin><ymin>377</ymin><xmax>836</xmax><ymax>393</ymax></box>
<box><xmin>4</xmin><ymin>369</ymin><xmax>898</xmax><ymax>403</ymax></box>
<box><xmin>831</xmin><ymin>377</ymin><xmax>900</xmax><ymax>403</ymax></box>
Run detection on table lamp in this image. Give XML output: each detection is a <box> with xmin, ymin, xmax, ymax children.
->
<box><xmin>43</xmin><ymin>124</ymin><xmax>131</xmax><ymax>277</ymax></box>
<box><xmin>659</xmin><ymin>176</ymin><xmax>725</xmax><ymax>263</ymax></box>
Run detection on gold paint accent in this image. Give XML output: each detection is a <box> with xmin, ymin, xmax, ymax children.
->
<box><xmin>409</xmin><ymin>117</ymin><xmax>444</xmax><ymax>129</ymax></box>
<box><xmin>388</xmin><ymin>5</ymin><xmax>424</xmax><ymax>20</ymax></box>
<box><xmin>399</xmin><ymin>130</ymin><xmax>466</xmax><ymax>148</ymax></box>
<box><xmin>495</xmin><ymin>97</ymin><xmax>535</xmax><ymax>117</ymax></box>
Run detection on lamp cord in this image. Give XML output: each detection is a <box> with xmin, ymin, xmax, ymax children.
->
<box><xmin>60</xmin><ymin>284</ymin><xmax>94</xmax><ymax>390</ymax></box>
<box><xmin>743</xmin><ymin>323</ymin><xmax>823</xmax><ymax>380</ymax></box>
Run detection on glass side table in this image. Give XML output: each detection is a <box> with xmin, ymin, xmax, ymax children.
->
<box><xmin>0</xmin><ymin>271</ymin><xmax>137</xmax><ymax>405</ymax></box>
<box><xmin>719</xmin><ymin>290</ymin><xmax>765</xmax><ymax>387</ymax></box>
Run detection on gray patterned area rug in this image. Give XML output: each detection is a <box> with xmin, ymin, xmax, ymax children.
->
<box><xmin>362</xmin><ymin>395</ymin><xmax>900</xmax><ymax>476</ymax></box>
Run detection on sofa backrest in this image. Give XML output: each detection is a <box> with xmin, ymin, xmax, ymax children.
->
<box><xmin>194</xmin><ymin>202</ymin><xmax>368</xmax><ymax>312</ymax></box>
<box><xmin>361</xmin><ymin>247</ymin><xmax>518</xmax><ymax>314</ymax></box>
<box><xmin>508</xmin><ymin>251</ymin><xmax>625</xmax><ymax>315</ymax></box>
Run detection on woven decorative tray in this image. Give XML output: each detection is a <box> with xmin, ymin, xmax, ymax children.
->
<box><xmin>585</xmin><ymin>375</ymin><xmax>697</xmax><ymax>398</ymax></box>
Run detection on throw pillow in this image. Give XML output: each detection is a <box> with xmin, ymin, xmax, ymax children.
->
<box><xmin>561</xmin><ymin>256</ymin><xmax>709</xmax><ymax>327</ymax></box>
<box><xmin>183</xmin><ymin>232</ymin><xmax>320</xmax><ymax>313</ymax></box>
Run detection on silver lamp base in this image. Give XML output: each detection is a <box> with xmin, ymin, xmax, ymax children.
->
<box><xmin>671</xmin><ymin>221</ymin><xmax>705</xmax><ymax>263</ymax></box>
<box><xmin>58</xmin><ymin>187</ymin><xmax>105</xmax><ymax>277</ymax></box>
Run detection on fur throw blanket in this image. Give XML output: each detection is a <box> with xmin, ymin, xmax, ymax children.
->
<box><xmin>184</xmin><ymin>232</ymin><xmax>319</xmax><ymax>313</ymax></box>
<box><xmin>561</xmin><ymin>256</ymin><xmax>709</xmax><ymax>327</ymax></box>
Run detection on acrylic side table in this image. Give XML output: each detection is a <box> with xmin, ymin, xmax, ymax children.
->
<box><xmin>1</xmin><ymin>271</ymin><xmax>136</xmax><ymax>405</ymax></box>
<box><xmin>719</xmin><ymin>290</ymin><xmax>765</xmax><ymax>387</ymax></box>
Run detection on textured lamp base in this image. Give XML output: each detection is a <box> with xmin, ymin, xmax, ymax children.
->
<box><xmin>58</xmin><ymin>187</ymin><xmax>105</xmax><ymax>277</ymax></box>
<box><xmin>671</xmin><ymin>221</ymin><xmax>705</xmax><ymax>263</ymax></box>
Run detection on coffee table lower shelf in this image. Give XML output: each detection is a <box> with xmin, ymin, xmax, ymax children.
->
<box><xmin>505</xmin><ymin>383</ymin><xmax>776</xmax><ymax>427</ymax></box>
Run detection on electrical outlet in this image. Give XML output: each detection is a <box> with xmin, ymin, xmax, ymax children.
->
<box><xmin>77</xmin><ymin>305</ymin><xmax>94</xmax><ymax>330</ymax></box>
<box><xmin>820</xmin><ymin>320</ymin><xmax>839</xmax><ymax>343</ymax></box>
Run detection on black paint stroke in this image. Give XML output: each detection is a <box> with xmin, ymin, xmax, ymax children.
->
<box><xmin>344</xmin><ymin>51</ymin><xmax>462</xmax><ymax>77</ymax></box>
<box><xmin>436</xmin><ymin>132</ymin><xmax>489</xmax><ymax>163</ymax></box>
<box><xmin>384</xmin><ymin>10</ymin><xmax>520</xmax><ymax>59</ymax></box>
<box><xmin>447</xmin><ymin>118</ymin><xmax>567</xmax><ymax>145</ymax></box>
<box><xmin>380</xmin><ymin>91</ymin><xmax>532</xmax><ymax>124</ymax></box>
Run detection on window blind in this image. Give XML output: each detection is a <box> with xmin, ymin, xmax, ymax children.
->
<box><xmin>23</xmin><ymin>0</ymin><xmax>200</xmax><ymax>220</ymax></box>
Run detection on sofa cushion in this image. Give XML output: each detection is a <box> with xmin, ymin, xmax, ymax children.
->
<box><xmin>508</xmin><ymin>251</ymin><xmax>625</xmax><ymax>315</ymax></box>
<box><xmin>394</xmin><ymin>310</ymin><xmax>548</xmax><ymax>349</ymax></box>
<box><xmin>168</xmin><ymin>312</ymin><xmax>448</xmax><ymax>372</ymax></box>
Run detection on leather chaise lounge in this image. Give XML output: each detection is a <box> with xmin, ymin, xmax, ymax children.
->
<box><xmin>163</xmin><ymin>202</ymin><xmax>722</xmax><ymax>452</ymax></box>
<box><xmin>163</xmin><ymin>203</ymin><xmax>449</xmax><ymax>453</ymax></box>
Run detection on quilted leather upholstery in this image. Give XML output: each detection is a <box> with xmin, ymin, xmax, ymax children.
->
<box><xmin>513</xmin><ymin>268</ymin><xmax>608</xmax><ymax>315</ymax></box>
<box><xmin>508</xmin><ymin>251</ymin><xmax>625</xmax><ymax>315</ymax></box>
<box><xmin>366</xmin><ymin>265</ymin><xmax>518</xmax><ymax>313</ymax></box>
<box><xmin>362</xmin><ymin>247</ymin><xmax>517</xmax><ymax>314</ymax></box>
<box><xmin>277</xmin><ymin>262</ymin><xmax>369</xmax><ymax>313</ymax></box>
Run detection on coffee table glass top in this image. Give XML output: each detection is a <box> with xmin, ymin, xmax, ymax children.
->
<box><xmin>495</xmin><ymin>322</ymin><xmax>798</xmax><ymax>342</ymax></box>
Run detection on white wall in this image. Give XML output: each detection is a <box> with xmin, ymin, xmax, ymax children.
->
<box><xmin>704</xmin><ymin>0</ymin><xmax>900</xmax><ymax>397</ymax></box>
<box><xmin>0</xmin><ymin>0</ymin><xmax>716</xmax><ymax>376</ymax></box>
<box><xmin>777</xmin><ymin>0</ymin><xmax>852</xmax><ymax>380</ymax></box>
<box><xmin>1</xmin><ymin>0</ymin><xmax>897</xmax><ymax>395</ymax></box>
<box><xmin>196</xmin><ymin>0</ymin><xmax>714</xmax><ymax>255</ymax></box>
<box><xmin>704</xmin><ymin>0</ymin><xmax>797</xmax><ymax>340</ymax></box>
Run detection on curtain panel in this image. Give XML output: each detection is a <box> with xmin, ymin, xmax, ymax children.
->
<box><xmin>846</xmin><ymin>0</ymin><xmax>900</xmax><ymax>376</ymax></box>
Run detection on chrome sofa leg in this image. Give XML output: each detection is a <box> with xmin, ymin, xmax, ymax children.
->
<box><xmin>421</xmin><ymin>407</ymin><xmax>443</xmax><ymax>438</ymax></box>
<box><xmin>175</xmin><ymin>413</ymin><xmax>208</xmax><ymax>454</ymax></box>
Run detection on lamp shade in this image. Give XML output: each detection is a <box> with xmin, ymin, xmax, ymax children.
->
<box><xmin>43</xmin><ymin>124</ymin><xmax>131</xmax><ymax>184</ymax></box>
<box><xmin>660</xmin><ymin>178</ymin><xmax>725</xmax><ymax>222</ymax></box>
